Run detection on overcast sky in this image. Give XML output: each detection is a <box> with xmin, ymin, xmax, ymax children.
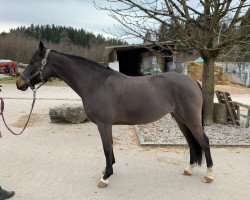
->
<box><xmin>0</xmin><ymin>0</ymin><xmax>135</xmax><ymax>42</ymax></box>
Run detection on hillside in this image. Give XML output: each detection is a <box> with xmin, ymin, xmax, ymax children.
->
<box><xmin>0</xmin><ymin>24</ymin><xmax>127</xmax><ymax>62</ymax></box>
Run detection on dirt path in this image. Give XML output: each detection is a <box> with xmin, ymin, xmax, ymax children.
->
<box><xmin>0</xmin><ymin>84</ymin><xmax>250</xmax><ymax>200</ymax></box>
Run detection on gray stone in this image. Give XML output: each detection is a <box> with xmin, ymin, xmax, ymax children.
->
<box><xmin>49</xmin><ymin>104</ymin><xmax>87</xmax><ymax>124</ymax></box>
<box><xmin>213</xmin><ymin>103</ymin><xmax>228</xmax><ymax>125</ymax></box>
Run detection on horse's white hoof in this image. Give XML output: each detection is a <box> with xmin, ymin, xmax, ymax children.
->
<box><xmin>97</xmin><ymin>178</ymin><xmax>109</xmax><ymax>188</ymax></box>
<box><xmin>203</xmin><ymin>167</ymin><xmax>214</xmax><ymax>183</ymax></box>
<box><xmin>203</xmin><ymin>176</ymin><xmax>213</xmax><ymax>183</ymax></box>
<box><xmin>182</xmin><ymin>169</ymin><xmax>192</xmax><ymax>176</ymax></box>
<box><xmin>182</xmin><ymin>164</ymin><xmax>196</xmax><ymax>176</ymax></box>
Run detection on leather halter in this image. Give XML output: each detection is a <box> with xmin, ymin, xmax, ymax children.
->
<box><xmin>0</xmin><ymin>50</ymin><xmax>51</xmax><ymax>136</ymax></box>
<box><xmin>20</xmin><ymin>49</ymin><xmax>51</xmax><ymax>90</ymax></box>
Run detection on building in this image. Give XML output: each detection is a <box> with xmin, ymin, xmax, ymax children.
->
<box><xmin>104</xmin><ymin>42</ymin><xmax>176</xmax><ymax>76</ymax></box>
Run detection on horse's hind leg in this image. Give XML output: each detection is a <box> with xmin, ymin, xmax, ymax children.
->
<box><xmin>171</xmin><ymin>114</ymin><xmax>202</xmax><ymax>176</ymax></box>
<box><xmin>97</xmin><ymin>123</ymin><xmax>115</xmax><ymax>188</ymax></box>
<box><xmin>172</xmin><ymin>112</ymin><xmax>214</xmax><ymax>183</ymax></box>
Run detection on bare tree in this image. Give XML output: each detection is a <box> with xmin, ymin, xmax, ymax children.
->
<box><xmin>95</xmin><ymin>0</ymin><xmax>250</xmax><ymax>125</ymax></box>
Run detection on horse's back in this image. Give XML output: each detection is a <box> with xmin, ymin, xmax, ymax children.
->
<box><xmin>124</xmin><ymin>72</ymin><xmax>201</xmax><ymax>99</ymax></box>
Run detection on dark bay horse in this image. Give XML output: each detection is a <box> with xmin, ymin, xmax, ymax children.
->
<box><xmin>16</xmin><ymin>42</ymin><xmax>214</xmax><ymax>187</ymax></box>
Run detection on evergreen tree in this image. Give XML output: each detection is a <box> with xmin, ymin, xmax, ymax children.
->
<box><xmin>5</xmin><ymin>24</ymin><xmax>127</xmax><ymax>47</ymax></box>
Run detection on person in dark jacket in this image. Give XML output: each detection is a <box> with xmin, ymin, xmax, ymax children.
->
<box><xmin>0</xmin><ymin>186</ymin><xmax>15</xmax><ymax>200</ymax></box>
<box><xmin>0</xmin><ymin>87</ymin><xmax>15</xmax><ymax>199</ymax></box>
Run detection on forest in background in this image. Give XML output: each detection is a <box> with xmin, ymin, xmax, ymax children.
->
<box><xmin>0</xmin><ymin>24</ymin><xmax>127</xmax><ymax>63</ymax></box>
<box><xmin>1</xmin><ymin>23</ymin><xmax>248</xmax><ymax>64</ymax></box>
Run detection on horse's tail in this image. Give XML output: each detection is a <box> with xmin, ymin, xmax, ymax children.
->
<box><xmin>189</xmin><ymin>133</ymin><xmax>203</xmax><ymax>166</ymax></box>
<box><xmin>186</xmin><ymin>80</ymin><xmax>203</xmax><ymax>166</ymax></box>
<box><xmin>196</xmin><ymin>81</ymin><xmax>204</xmax><ymax>127</ymax></box>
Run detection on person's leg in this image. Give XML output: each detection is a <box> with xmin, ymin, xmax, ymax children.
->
<box><xmin>0</xmin><ymin>186</ymin><xmax>15</xmax><ymax>200</ymax></box>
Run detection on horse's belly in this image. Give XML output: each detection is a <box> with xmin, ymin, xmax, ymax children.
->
<box><xmin>115</xmin><ymin>103</ymin><xmax>172</xmax><ymax>125</ymax></box>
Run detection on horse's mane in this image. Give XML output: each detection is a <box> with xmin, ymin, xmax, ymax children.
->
<box><xmin>52</xmin><ymin>50</ymin><xmax>111</xmax><ymax>70</ymax></box>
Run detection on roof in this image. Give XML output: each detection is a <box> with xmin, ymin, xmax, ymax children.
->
<box><xmin>0</xmin><ymin>59</ymin><xmax>12</xmax><ymax>63</ymax></box>
<box><xmin>104</xmin><ymin>41</ymin><xmax>175</xmax><ymax>58</ymax></box>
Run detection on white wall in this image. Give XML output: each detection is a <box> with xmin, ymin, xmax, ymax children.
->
<box><xmin>216</xmin><ymin>62</ymin><xmax>250</xmax><ymax>87</ymax></box>
<box><xmin>108</xmin><ymin>61</ymin><xmax>119</xmax><ymax>72</ymax></box>
<box><xmin>165</xmin><ymin>62</ymin><xmax>187</xmax><ymax>75</ymax></box>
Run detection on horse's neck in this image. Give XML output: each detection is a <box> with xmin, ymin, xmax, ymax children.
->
<box><xmin>51</xmin><ymin>52</ymin><xmax>106</xmax><ymax>98</ymax></box>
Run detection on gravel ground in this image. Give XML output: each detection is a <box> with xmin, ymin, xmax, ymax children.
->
<box><xmin>138</xmin><ymin>114</ymin><xmax>250</xmax><ymax>146</ymax></box>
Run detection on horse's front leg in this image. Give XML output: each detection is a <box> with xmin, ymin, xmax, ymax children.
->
<box><xmin>103</xmin><ymin>137</ymin><xmax>116</xmax><ymax>174</ymax></box>
<box><xmin>97</xmin><ymin>123</ymin><xmax>114</xmax><ymax>188</ymax></box>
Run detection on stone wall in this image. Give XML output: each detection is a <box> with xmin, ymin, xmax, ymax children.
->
<box><xmin>216</xmin><ymin>62</ymin><xmax>250</xmax><ymax>87</ymax></box>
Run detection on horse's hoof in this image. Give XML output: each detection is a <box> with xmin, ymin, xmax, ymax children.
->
<box><xmin>182</xmin><ymin>170</ymin><xmax>192</xmax><ymax>176</ymax></box>
<box><xmin>97</xmin><ymin>178</ymin><xmax>109</xmax><ymax>188</ymax></box>
<box><xmin>203</xmin><ymin>176</ymin><xmax>213</xmax><ymax>183</ymax></box>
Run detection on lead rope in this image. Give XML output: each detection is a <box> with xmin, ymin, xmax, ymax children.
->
<box><xmin>0</xmin><ymin>83</ymin><xmax>44</xmax><ymax>137</ymax></box>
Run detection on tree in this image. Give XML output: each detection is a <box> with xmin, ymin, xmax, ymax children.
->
<box><xmin>95</xmin><ymin>0</ymin><xmax>250</xmax><ymax>125</ymax></box>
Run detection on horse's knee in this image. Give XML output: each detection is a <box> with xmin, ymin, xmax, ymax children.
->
<box><xmin>203</xmin><ymin>134</ymin><xmax>210</xmax><ymax>145</ymax></box>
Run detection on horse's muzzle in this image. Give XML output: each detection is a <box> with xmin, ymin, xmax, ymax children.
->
<box><xmin>16</xmin><ymin>76</ymin><xmax>29</xmax><ymax>91</ymax></box>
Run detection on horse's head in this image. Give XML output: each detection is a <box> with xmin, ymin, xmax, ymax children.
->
<box><xmin>16</xmin><ymin>42</ymin><xmax>52</xmax><ymax>91</ymax></box>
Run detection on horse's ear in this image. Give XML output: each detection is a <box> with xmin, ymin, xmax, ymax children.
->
<box><xmin>39</xmin><ymin>41</ymin><xmax>45</xmax><ymax>53</ymax></box>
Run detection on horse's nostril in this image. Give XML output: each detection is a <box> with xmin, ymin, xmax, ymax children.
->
<box><xmin>16</xmin><ymin>76</ymin><xmax>28</xmax><ymax>91</ymax></box>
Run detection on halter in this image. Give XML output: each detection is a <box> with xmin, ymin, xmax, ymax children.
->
<box><xmin>0</xmin><ymin>49</ymin><xmax>51</xmax><ymax>137</ymax></box>
<box><xmin>21</xmin><ymin>49</ymin><xmax>51</xmax><ymax>90</ymax></box>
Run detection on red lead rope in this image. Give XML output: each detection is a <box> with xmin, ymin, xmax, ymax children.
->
<box><xmin>0</xmin><ymin>90</ymin><xmax>37</xmax><ymax>137</ymax></box>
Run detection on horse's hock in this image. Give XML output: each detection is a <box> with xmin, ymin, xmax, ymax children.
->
<box><xmin>49</xmin><ymin>103</ymin><xmax>87</xmax><ymax>124</ymax></box>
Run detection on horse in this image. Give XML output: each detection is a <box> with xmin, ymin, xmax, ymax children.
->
<box><xmin>16</xmin><ymin>42</ymin><xmax>214</xmax><ymax>188</ymax></box>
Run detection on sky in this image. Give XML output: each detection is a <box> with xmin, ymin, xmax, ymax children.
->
<box><xmin>0</xmin><ymin>0</ymin><xmax>138</xmax><ymax>42</ymax></box>
<box><xmin>1</xmin><ymin>0</ymin><xmax>246</xmax><ymax>44</ymax></box>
